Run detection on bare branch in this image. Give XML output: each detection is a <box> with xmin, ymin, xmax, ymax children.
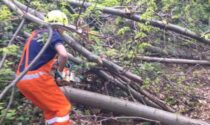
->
<box><xmin>0</xmin><ymin>86</ymin><xmax>15</xmax><ymax>124</ymax></box>
<box><xmin>135</xmin><ymin>56</ymin><xmax>210</xmax><ymax>65</ymax></box>
<box><xmin>75</xmin><ymin>0</ymin><xmax>86</xmax><ymax>28</ymax></box>
<box><xmin>95</xmin><ymin>69</ymin><xmax>162</xmax><ymax>108</ymax></box>
<box><xmin>98</xmin><ymin>116</ymin><xmax>160</xmax><ymax>124</ymax></box>
<box><xmin>0</xmin><ymin>18</ymin><xmax>26</xmax><ymax>69</ymax></box>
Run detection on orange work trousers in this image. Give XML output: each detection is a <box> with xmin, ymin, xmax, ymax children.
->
<box><xmin>16</xmin><ymin>70</ymin><xmax>71</xmax><ymax>125</ymax></box>
<box><xmin>16</xmin><ymin>31</ymin><xmax>71</xmax><ymax>125</ymax></box>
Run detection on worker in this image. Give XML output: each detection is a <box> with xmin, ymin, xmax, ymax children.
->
<box><xmin>16</xmin><ymin>10</ymin><xmax>71</xmax><ymax>125</ymax></box>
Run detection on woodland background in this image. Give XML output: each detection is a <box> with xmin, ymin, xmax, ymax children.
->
<box><xmin>1</xmin><ymin>0</ymin><xmax>210</xmax><ymax>125</ymax></box>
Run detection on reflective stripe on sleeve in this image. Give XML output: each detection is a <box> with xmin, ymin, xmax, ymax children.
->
<box><xmin>46</xmin><ymin>114</ymin><xmax>69</xmax><ymax>125</ymax></box>
<box><xmin>19</xmin><ymin>71</ymin><xmax>46</xmax><ymax>80</ymax></box>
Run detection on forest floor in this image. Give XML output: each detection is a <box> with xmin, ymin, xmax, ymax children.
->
<box><xmin>68</xmin><ymin>64</ymin><xmax>210</xmax><ymax>125</ymax></box>
<box><xmin>158</xmin><ymin>65</ymin><xmax>210</xmax><ymax>121</ymax></box>
<box><xmin>183</xmin><ymin>68</ymin><xmax>210</xmax><ymax>120</ymax></box>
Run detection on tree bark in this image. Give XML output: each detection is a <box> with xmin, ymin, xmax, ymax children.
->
<box><xmin>61</xmin><ymin>87</ymin><xmax>208</xmax><ymax>125</ymax></box>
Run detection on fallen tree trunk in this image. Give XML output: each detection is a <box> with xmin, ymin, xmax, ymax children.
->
<box><xmin>61</xmin><ymin>87</ymin><xmax>208</xmax><ymax>125</ymax></box>
<box><xmin>135</xmin><ymin>56</ymin><xmax>210</xmax><ymax>65</ymax></box>
<box><xmin>68</xmin><ymin>0</ymin><xmax>210</xmax><ymax>45</ymax></box>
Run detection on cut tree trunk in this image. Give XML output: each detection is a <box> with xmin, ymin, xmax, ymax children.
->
<box><xmin>61</xmin><ymin>87</ymin><xmax>208</xmax><ymax>125</ymax></box>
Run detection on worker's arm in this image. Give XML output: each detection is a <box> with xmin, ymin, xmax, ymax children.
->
<box><xmin>55</xmin><ymin>43</ymin><xmax>68</xmax><ymax>72</ymax></box>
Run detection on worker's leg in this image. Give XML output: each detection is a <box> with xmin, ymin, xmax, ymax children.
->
<box><xmin>17</xmin><ymin>80</ymin><xmax>43</xmax><ymax>108</ymax></box>
<box><xmin>17</xmin><ymin>73</ymin><xmax>71</xmax><ymax>125</ymax></box>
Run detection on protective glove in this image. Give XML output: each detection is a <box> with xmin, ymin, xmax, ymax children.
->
<box><xmin>62</xmin><ymin>68</ymin><xmax>71</xmax><ymax>82</ymax></box>
<box><xmin>55</xmin><ymin>68</ymin><xmax>71</xmax><ymax>82</ymax></box>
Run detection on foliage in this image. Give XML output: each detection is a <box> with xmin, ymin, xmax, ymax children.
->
<box><xmin>0</xmin><ymin>6</ymin><xmax>11</xmax><ymax>21</ymax></box>
<box><xmin>159</xmin><ymin>0</ymin><xmax>210</xmax><ymax>32</ymax></box>
<box><xmin>0</xmin><ymin>45</ymin><xmax>19</xmax><ymax>56</ymax></box>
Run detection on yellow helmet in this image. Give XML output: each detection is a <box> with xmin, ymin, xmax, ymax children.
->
<box><xmin>44</xmin><ymin>10</ymin><xmax>68</xmax><ymax>25</ymax></box>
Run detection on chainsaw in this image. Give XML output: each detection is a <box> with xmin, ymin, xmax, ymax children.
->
<box><xmin>54</xmin><ymin>61</ymin><xmax>80</xmax><ymax>83</ymax></box>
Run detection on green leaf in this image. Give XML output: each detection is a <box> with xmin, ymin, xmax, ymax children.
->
<box><xmin>0</xmin><ymin>5</ymin><xmax>11</xmax><ymax>21</ymax></box>
<box><xmin>1</xmin><ymin>45</ymin><xmax>19</xmax><ymax>56</ymax></box>
<box><xmin>117</xmin><ymin>26</ymin><xmax>130</xmax><ymax>35</ymax></box>
<box><xmin>105</xmin><ymin>48</ymin><xmax>117</xmax><ymax>56</ymax></box>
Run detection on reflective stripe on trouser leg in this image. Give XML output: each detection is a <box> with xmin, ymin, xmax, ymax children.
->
<box><xmin>16</xmin><ymin>73</ymin><xmax>71</xmax><ymax>125</ymax></box>
<box><xmin>46</xmin><ymin>114</ymin><xmax>70</xmax><ymax>125</ymax></box>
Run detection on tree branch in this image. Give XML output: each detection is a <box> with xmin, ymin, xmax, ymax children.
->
<box><xmin>68</xmin><ymin>0</ymin><xmax>210</xmax><ymax>45</ymax></box>
<box><xmin>95</xmin><ymin>69</ymin><xmax>161</xmax><ymax>109</ymax></box>
<box><xmin>0</xmin><ymin>18</ymin><xmax>26</xmax><ymax>69</ymax></box>
<box><xmin>135</xmin><ymin>56</ymin><xmax>210</xmax><ymax>65</ymax></box>
<box><xmin>0</xmin><ymin>86</ymin><xmax>15</xmax><ymax>124</ymax></box>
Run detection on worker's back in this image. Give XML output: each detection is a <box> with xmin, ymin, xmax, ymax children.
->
<box><xmin>19</xmin><ymin>30</ymin><xmax>64</xmax><ymax>72</ymax></box>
